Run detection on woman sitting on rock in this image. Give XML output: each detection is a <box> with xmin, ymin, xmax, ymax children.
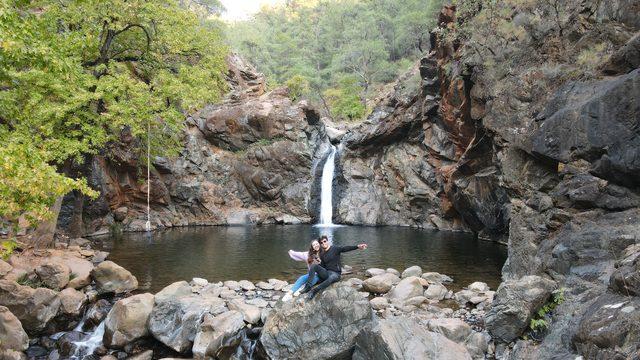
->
<box><xmin>282</xmin><ymin>239</ymin><xmax>321</xmax><ymax>302</ymax></box>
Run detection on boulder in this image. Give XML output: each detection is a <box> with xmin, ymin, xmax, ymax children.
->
<box><xmin>261</xmin><ymin>284</ymin><xmax>373</xmax><ymax>359</ymax></box>
<box><xmin>0</xmin><ymin>349</ymin><xmax>27</xmax><ymax>360</ymax></box>
<box><xmin>573</xmin><ymin>293</ymin><xmax>640</xmax><ymax>359</ymax></box>
<box><xmin>386</xmin><ymin>268</ymin><xmax>400</xmax><ymax>277</ymax></box>
<box><xmin>464</xmin><ymin>332</ymin><xmax>490</xmax><ymax>360</ymax></box>
<box><xmin>389</xmin><ymin>277</ymin><xmax>423</xmax><ymax>302</ymax></box>
<box><xmin>256</xmin><ymin>281</ymin><xmax>274</xmax><ymax>290</ymax></box>
<box><xmin>370</xmin><ymin>297</ymin><xmax>389</xmax><ymax>310</ymax></box>
<box><xmin>149</xmin><ymin>295</ymin><xmax>225</xmax><ymax>353</ymax></box>
<box><xmin>0</xmin><ymin>306</ymin><xmax>29</xmax><ymax>351</ymax></box>
<box><xmin>223</xmin><ymin>281</ymin><xmax>240</xmax><ymax>291</ymax></box>
<box><xmin>191</xmin><ymin>278</ymin><xmax>208</xmax><ymax>287</ymax></box>
<box><xmin>245</xmin><ymin>298</ymin><xmax>269</xmax><ymax>308</ymax></box>
<box><xmin>0</xmin><ymin>260</ymin><xmax>13</xmax><ymax>277</ymax></box>
<box><xmin>104</xmin><ymin>293</ymin><xmax>155</xmax><ymax>348</ymax></box>
<box><xmin>353</xmin><ymin>317</ymin><xmax>472</xmax><ymax>360</ymax></box>
<box><xmin>63</xmin><ymin>257</ymin><xmax>93</xmax><ymax>289</ymax></box>
<box><xmin>363</xmin><ymin>273</ymin><xmax>400</xmax><ymax>294</ymax></box>
<box><xmin>35</xmin><ymin>262</ymin><xmax>70</xmax><ymax>290</ymax></box>
<box><xmin>609</xmin><ymin>243</ymin><xmax>640</xmax><ymax>296</ymax></box>
<box><xmin>227</xmin><ymin>299</ymin><xmax>261</xmax><ymax>324</ymax></box>
<box><xmin>0</xmin><ymin>280</ymin><xmax>60</xmax><ymax>334</ymax></box>
<box><xmin>424</xmin><ymin>283</ymin><xmax>448</xmax><ymax>301</ymax></box>
<box><xmin>426</xmin><ymin>318</ymin><xmax>472</xmax><ymax>343</ymax></box>
<box><xmin>238</xmin><ymin>280</ymin><xmax>256</xmax><ymax>291</ymax></box>
<box><xmin>366</xmin><ymin>268</ymin><xmax>386</xmax><ymax>277</ymax></box>
<box><xmin>467</xmin><ymin>282</ymin><xmax>489</xmax><ymax>293</ymax></box>
<box><xmin>154</xmin><ymin>281</ymin><xmax>192</xmax><ymax>303</ymax></box>
<box><xmin>485</xmin><ymin>275</ymin><xmax>556</xmax><ymax>343</ymax></box>
<box><xmin>192</xmin><ymin>311</ymin><xmax>245</xmax><ymax>359</ymax></box>
<box><xmin>401</xmin><ymin>266</ymin><xmax>422</xmax><ymax>278</ymax></box>
<box><xmin>58</xmin><ymin>288</ymin><xmax>87</xmax><ymax>317</ymax></box>
<box><xmin>127</xmin><ymin>350</ymin><xmax>153</xmax><ymax>360</ymax></box>
<box><xmin>91</xmin><ymin>261</ymin><xmax>138</xmax><ymax>294</ymax></box>
<box><xmin>422</xmin><ymin>272</ymin><xmax>453</xmax><ymax>284</ymax></box>
<box><xmin>268</xmin><ymin>278</ymin><xmax>287</xmax><ymax>291</ymax></box>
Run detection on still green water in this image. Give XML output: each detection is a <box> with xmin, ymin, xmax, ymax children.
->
<box><xmin>94</xmin><ymin>225</ymin><xmax>507</xmax><ymax>293</ymax></box>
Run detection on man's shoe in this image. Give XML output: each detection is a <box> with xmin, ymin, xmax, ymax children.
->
<box><xmin>293</xmin><ymin>289</ymin><xmax>301</xmax><ymax>297</ymax></box>
<box><xmin>299</xmin><ymin>284</ymin><xmax>312</xmax><ymax>294</ymax></box>
<box><xmin>282</xmin><ymin>291</ymin><xmax>293</xmax><ymax>302</ymax></box>
<box><xmin>306</xmin><ymin>289</ymin><xmax>317</xmax><ymax>301</ymax></box>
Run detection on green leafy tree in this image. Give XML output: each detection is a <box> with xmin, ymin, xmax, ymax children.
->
<box><xmin>0</xmin><ymin>0</ymin><xmax>228</xmax><ymax>244</ymax></box>
<box><xmin>323</xmin><ymin>76</ymin><xmax>366</xmax><ymax>121</ymax></box>
<box><xmin>226</xmin><ymin>0</ymin><xmax>443</xmax><ymax>121</ymax></box>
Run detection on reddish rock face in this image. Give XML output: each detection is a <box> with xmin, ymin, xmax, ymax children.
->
<box><xmin>58</xmin><ymin>55</ymin><xmax>327</xmax><ymax>235</ymax></box>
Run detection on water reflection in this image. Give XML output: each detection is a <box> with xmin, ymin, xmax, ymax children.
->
<box><xmin>94</xmin><ymin>225</ymin><xmax>506</xmax><ymax>293</ymax></box>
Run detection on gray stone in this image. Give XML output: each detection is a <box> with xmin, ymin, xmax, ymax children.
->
<box><xmin>389</xmin><ymin>276</ymin><xmax>423</xmax><ymax>302</ymax></box>
<box><xmin>58</xmin><ymin>288</ymin><xmax>86</xmax><ymax>317</ymax></box>
<box><xmin>154</xmin><ymin>281</ymin><xmax>192</xmax><ymax>303</ymax></box>
<box><xmin>422</xmin><ymin>272</ymin><xmax>453</xmax><ymax>284</ymax></box>
<box><xmin>426</xmin><ymin>318</ymin><xmax>473</xmax><ymax>343</ymax></box>
<box><xmin>353</xmin><ymin>317</ymin><xmax>472</xmax><ymax>360</ymax></box>
<box><xmin>366</xmin><ymin>268</ymin><xmax>386</xmax><ymax>277</ymax></box>
<box><xmin>0</xmin><ymin>280</ymin><xmax>60</xmax><ymax>335</ymax></box>
<box><xmin>192</xmin><ymin>311</ymin><xmax>245</xmax><ymax>359</ymax></box>
<box><xmin>238</xmin><ymin>280</ymin><xmax>256</xmax><ymax>291</ymax></box>
<box><xmin>35</xmin><ymin>262</ymin><xmax>70</xmax><ymax>290</ymax></box>
<box><xmin>261</xmin><ymin>284</ymin><xmax>373</xmax><ymax>359</ymax></box>
<box><xmin>104</xmin><ymin>293</ymin><xmax>154</xmax><ymax>348</ymax></box>
<box><xmin>0</xmin><ymin>306</ymin><xmax>29</xmax><ymax>351</ymax></box>
<box><xmin>227</xmin><ymin>299</ymin><xmax>261</xmax><ymax>324</ymax></box>
<box><xmin>401</xmin><ymin>266</ymin><xmax>422</xmax><ymax>278</ymax></box>
<box><xmin>363</xmin><ymin>273</ymin><xmax>400</xmax><ymax>294</ymax></box>
<box><xmin>424</xmin><ymin>283</ymin><xmax>448</xmax><ymax>301</ymax></box>
<box><xmin>486</xmin><ymin>275</ymin><xmax>556</xmax><ymax>343</ymax></box>
<box><xmin>370</xmin><ymin>297</ymin><xmax>389</xmax><ymax>310</ymax></box>
<box><xmin>91</xmin><ymin>261</ymin><xmax>138</xmax><ymax>294</ymax></box>
<box><xmin>149</xmin><ymin>295</ymin><xmax>225</xmax><ymax>353</ymax></box>
<box><xmin>223</xmin><ymin>280</ymin><xmax>240</xmax><ymax>291</ymax></box>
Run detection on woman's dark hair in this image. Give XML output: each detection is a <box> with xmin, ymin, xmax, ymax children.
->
<box><xmin>307</xmin><ymin>240</ymin><xmax>320</xmax><ymax>264</ymax></box>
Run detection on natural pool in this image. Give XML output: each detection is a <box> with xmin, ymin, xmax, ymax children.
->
<box><xmin>94</xmin><ymin>225</ymin><xmax>507</xmax><ymax>293</ymax></box>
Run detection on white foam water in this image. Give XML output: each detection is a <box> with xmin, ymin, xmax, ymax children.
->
<box><xmin>318</xmin><ymin>145</ymin><xmax>338</xmax><ymax>226</ymax></box>
<box><xmin>70</xmin><ymin>321</ymin><xmax>105</xmax><ymax>359</ymax></box>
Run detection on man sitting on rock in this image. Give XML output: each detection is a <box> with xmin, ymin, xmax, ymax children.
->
<box><xmin>300</xmin><ymin>235</ymin><xmax>367</xmax><ymax>300</ymax></box>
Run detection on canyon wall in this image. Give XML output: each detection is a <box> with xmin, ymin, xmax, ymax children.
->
<box><xmin>57</xmin><ymin>55</ymin><xmax>331</xmax><ymax>236</ymax></box>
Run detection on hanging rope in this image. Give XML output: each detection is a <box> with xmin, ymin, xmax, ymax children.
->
<box><xmin>145</xmin><ymin>120</ymin><xmax>151</xmax><ymax>232</ymax></box>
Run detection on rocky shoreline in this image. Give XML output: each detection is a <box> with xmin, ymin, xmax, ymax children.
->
<box><xmin>0</xmin><ymin>237</ymin><xmax>508</xmax><ymax>360</ymax></box>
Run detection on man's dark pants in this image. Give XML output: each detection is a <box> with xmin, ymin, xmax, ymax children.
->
<box><xmin>305</xmin><ymin>264</ymin><xmax>340</xmax><ymax>294</ymax></box>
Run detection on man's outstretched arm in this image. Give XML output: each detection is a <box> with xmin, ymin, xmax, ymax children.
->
<box><xmin>340</xmin><ymin>244</ymin><xmax>367</xmax><ymax>252</ymax></box>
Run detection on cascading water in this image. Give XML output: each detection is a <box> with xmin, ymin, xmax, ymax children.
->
<box><xmin>317</xmin><ymin>145</ymin><xmax>337</xmax><ymax>227</ymax></box>
<box><xmin>70</xmin><ymin>320</ymin><xmax>105</xmax><ymax>359</ymax></box>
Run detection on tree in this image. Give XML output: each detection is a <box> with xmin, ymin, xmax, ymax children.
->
<box><xmin>0</xmin><ymin>0</ymin><xmax>228</xmax><ymax>245</ymax></box>
<box><xmin>323</xmin><ymin>76</ymin><xmax>366</xmax><ymax>121</ymax></box>
<box><xmin>226</xmin><ymin>0</ymin><xmax>444</xmax><ymax>121</ymax></box>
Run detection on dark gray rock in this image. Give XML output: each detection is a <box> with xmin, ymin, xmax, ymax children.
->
<box><xmin>573</xmin><ymin>293</ymin><xmax>640</xmax><ymax>359</ymax></box>
<box><xmin>260</xmin><ymin>284</ymin><xmax>373</xmax><ymax>360</ymax></box>
<box><xmin>531</xmin><ymin>69</ymin><xmax>640</xmax><ymax>188</ymax></box>
<box><xmin>609</xmin><ymin>243</ymin><xmax>640</xmax><ymax>296</ymax></box>
<box><xmin>486</xmin><ymin>275</ymin><xmax>556</xmax><ymax>343</ymax></box>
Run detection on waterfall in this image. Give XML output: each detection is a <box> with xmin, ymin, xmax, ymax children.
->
<box><xmin>318</xmin><ymin>145</ymin><xmax>337</xmax><ymax>226</ymax></box>
<box><xmin>70</xmin><ymin>320</ymin><xmax>105</xmax><ymax>359</ymax></box>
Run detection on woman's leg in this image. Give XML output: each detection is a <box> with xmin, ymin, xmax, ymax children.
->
<box><xmin>291</xmin><ymin>274</ymin><xmax>309</xmax><ymax>293</ymax></box>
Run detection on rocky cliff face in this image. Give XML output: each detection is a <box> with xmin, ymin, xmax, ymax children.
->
<box><xmin>57</xmin><ymin>55</ymin><xmax>331</xmax><ymax>235</ymax></box>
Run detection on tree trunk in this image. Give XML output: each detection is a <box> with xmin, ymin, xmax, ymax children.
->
<box><xmin>68</xmin><ymin>190</ymin><xmax>85</xmax><ymax>238</ymax></box>
<box><xmin>30</xmin><ymin>196</ymin><xmax>64</xmax><ymax>248</ymax></box>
